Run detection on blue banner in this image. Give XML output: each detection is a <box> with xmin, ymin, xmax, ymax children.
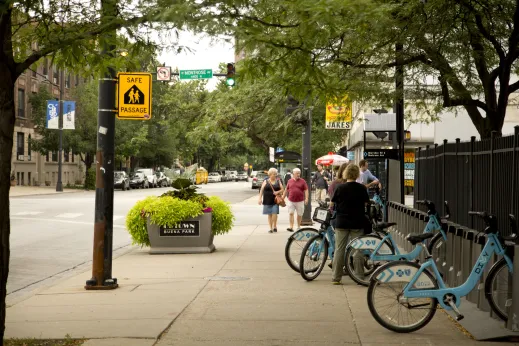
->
<box><xmin>46</xmin><ymin>100</ymin><xmax>59</xmax><ymax>129</ymax></box>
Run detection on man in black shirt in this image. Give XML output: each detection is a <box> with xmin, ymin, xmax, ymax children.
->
<box><xmin>330</xmin><ymin>164</ymin><xmax>370</xmax><ymax>285</ymax></box>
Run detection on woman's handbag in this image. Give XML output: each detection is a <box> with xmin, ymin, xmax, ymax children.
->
<box><xmin>268</xmin><ymin>180</ymin><xmax>286</xmax><ymax>207</ymax></box>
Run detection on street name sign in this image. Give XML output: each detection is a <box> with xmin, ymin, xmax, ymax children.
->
<box><xmin>117</xmin><ymin>72</ymin><xmax>152</xmax><ymax>120</ymax></box>
<box><xmin>179</xmin><ymin>69</ymin><xmax>213</xmax><ymax>80</ymax></box>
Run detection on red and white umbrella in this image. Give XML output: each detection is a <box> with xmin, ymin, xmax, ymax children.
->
<box><xmin>315</xmin><ymin>152</ymin><xmax>349</xmax><ymax>166</ymax></box>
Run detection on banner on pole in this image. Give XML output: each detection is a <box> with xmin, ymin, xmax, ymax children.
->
<box><xmin>46</xmin><ymin>100</ymin><xmax>59</xmax><ymax>129</ymax></box>
<box><xmin>63</xmin><ymin>101</ymin><xmax>75</xmax><ymax>130</ymax></box>
<box><xmin>325</xmin><ymin>96</ymin><xmax>352</xmax><ymax>130</ymax></box>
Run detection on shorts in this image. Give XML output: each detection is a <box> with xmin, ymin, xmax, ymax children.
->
<box><xmin>263</xmin><ymin>204</ymin><xmax>279</xmax><ymax>215</ymax></box>
<box><xmin>287</xmin><ymin>200</ymin><xmax>305</xmax><ymax>216</ymax></box>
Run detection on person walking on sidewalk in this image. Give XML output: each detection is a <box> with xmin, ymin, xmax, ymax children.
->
<box><xmin>282</xmin><ymin>168</ymin><xmax>308</xmax><ymax>232</ymax></box>
<box><xmin>330</xmin><ymin>164</ymin><xmax>370</xmax><ymax>285</ymax></box>
<box><xmin>312</xmin><ymin>164</ymin><xmax>330</xmax><ymax>202</ymax></box>
<box><xmin>258</xmin><ymin>168</ymin><xmax>284</xmax><ymax>233</ymax></box>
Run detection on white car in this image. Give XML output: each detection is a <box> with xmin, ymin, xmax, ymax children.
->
<box><xmin>208</xmin><ymin>172</ymin><xmax>222</xmax><ymax>183</ymax></box>
<box><xmin>225</xmin><ymin>170</ymin><xmax>238</xmax><ymax>181</ymax></box>
<box><xmin>136</xmin><ymin>168</ymin><xmax>157</xmax><ymax>188</ymax></box>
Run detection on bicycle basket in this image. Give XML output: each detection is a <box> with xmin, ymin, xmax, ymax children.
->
<box><xmin>313</xmin><ymin>207</ymin><xmax>331</xmax><ymax>224</ymax></box>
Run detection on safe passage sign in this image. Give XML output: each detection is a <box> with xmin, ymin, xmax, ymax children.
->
<box><xmin>117</xmin><ymin>72</ymin><xmax>152</xmax><ymax>120</ymax></box>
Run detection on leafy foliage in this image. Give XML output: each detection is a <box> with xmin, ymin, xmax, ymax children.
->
<box><xmin>161</xmin><ymin>179</ymin><xmax>209</xmax><ymax>205</ymax></box>
<box><xmin>126</xmin><ymin>196</ymin><xmax>158</xmax><ymax>247</ymax></box>
<box><xmin>205</xmin><ymin>196</ymin><xmax>234</xmax><ymax>236</ymax></box>
<box><xmin>84</xmin><ymin>168</ymin><xmax>96</xmax><ymax>190</ymax></box>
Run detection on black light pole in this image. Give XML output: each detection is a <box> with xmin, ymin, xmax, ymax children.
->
<box><xmin>301</xmin><ymin>107</ymin><xmax>313</xmax><ymax>226</ymax></box>
<box><xmin>85</xmin><ymin>0</ymin><xmax>118</xmax><ymax>290</ymax></box>
<box><xmin>56</xmin><ymin>68</ymin><xmax>65</xmax><ymax>192</ymax></box>
<box><xmin>395</xmin><ymin>42</ymin><xmax>405</xmax><ymax>204</ymax></box>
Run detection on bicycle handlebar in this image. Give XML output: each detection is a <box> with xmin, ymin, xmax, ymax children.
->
<box><xmin>469</xmin><ymin>211</ymin><xmax>498</xmax><ymax>233</ymax></box>
<box><xmin>509</xmin><ymin>214</ymin><xmax>518</xmax><ymax>235</ymax></box>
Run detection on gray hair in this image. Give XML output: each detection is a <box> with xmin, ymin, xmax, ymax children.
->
<box><xmin>293</xmin><ymin>168</ymin><xmax>301</xmax><ymax>173</ymax></box>
<box><xmin>268</xmin><ymin>167</ymin><xmax>278</xmax><ymax>176</ymax></box>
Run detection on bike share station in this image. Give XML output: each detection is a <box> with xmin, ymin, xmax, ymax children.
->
<box><xmin>362</xmin><ymin>112</ymin><xmax>402</xmax><ymax>221</ymax></box>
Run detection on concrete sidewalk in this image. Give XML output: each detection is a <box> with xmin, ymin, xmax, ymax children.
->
<box><xmin>5</xmin><ymin>198</ymin><xmax>514</xmax><ymax>345</ymax></box>
<box><xmin>9</xmin><ymin>185</ymin><xmax>84</xmax><ymax>197</ymax></box>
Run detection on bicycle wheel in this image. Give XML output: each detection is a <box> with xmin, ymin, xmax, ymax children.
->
<box><xmin>299</xmin><ymin>234</ymin><xmax>329</xmax><ymax>281</ymax></box>
<box><xmin>284</xmin><ymin>228</ymin><xmax>320</xmax><ymax>272</ymax></box>
<box><xmin>485</xmin><ymin>258</ymin><xmax>510</xmax><ymax>321</ymax></box>
<box><xmin>427</xmin><ymin>233</ymin><xmax>448</xmax><ymax>275</ymax></box>
<box><xmin>367</xmin><ymin>261</ymin><xmax>439</xmax><ymax>333</ymax></box>
<box><xmin>345</xmin><ymin>234</ymin><xmax>395</xmax><ymax>286</ymax></box>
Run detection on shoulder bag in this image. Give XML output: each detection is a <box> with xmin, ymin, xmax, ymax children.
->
<box><xmin>268</xmin><ymin>179</ymin><xmax>286</xmax><ymax>207</ymax></box>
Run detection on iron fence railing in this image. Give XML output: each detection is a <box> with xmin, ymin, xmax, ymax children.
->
<box><xmin>414</xmin><ymin>127</ymin><xmax>519</xmax><ymax>236</ymax></box>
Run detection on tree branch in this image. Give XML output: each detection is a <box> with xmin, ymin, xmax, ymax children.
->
<box><xmin>510</xmin><ymin>80</ymin><xmax>519</xmax><ymax>93</ymax></box>
<box><xmin>334</xmin><ymin>54</ymin><xmax>432</xmax><ymax>69</ymax></box>
<box><xmin>15</xmin><ymin>15</ymin><xmax>151</xmax><ymax>77</ymax></box>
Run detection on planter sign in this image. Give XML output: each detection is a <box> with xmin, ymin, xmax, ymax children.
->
<box><xmin>160</xmin><ymin>221</ymin><xmax>200</xmax><ymax>237</ymax></box>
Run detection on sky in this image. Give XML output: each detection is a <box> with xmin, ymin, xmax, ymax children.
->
<box><xmin>157</xmin><ymin>31</ymin><xmax>235</xmax><ymax>90</ymax></box>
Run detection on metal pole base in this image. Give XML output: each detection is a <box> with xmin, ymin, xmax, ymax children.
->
<box><xmin>56</xmin><ymin>182</ymin><xmax>63</xmax><ymax>192</ymax></box>
<box><xmin>85</xmin><ymin>278</ymin><xmax>118</xmax><ymax>290</ymax></box>
<box><xmin>301</xmin><ymin>219</ymin><xmax>313</xmax><ymax>226</ymax></box>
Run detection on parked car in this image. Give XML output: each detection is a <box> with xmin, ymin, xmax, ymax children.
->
<box><xmin>251</xmin><ymin>172</ymin><xmax>268</xmax><ymax>189</ymax></box>
<box><xmin>226</xmin><ymin>170</ymin><xmax>238</xmax><ymax>182</ymax></box>
<box><xmin>155</xmin><ymin>172</ymin><xmax>170</xmax><ymax>187</ymax></box>
<box><xmin>208</xmin><ymin>172</ymin><xmax>222</xmax><ymax>183</ymax></box>
<box><xmin>130</xmin><ymin>172</ymin><xmax>149</xmax><ymax>189</ymax></box>
<box><xmin>237</xmin><ymin>171</ymin><xmax>248</xmax><ymax>181</ymax></box>
<box><xmin>136</xmin><ymin>168</ymin><xmax>157</xmax><ymax>188</ymax></box>
<box><xmin>114</xmin><ymin>171</ymin><xmax>130</xmax><ymax>190</ymax></box>
<box><xmin>219</xmin><ymin>171</ymin><xmax>229</xmax><ymax>182</ymax></box>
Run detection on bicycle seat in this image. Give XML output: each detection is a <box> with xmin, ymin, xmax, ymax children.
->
<box><xmin>373</xmin><ymin>222</ymin><xmax>396</xmax><ymax>230</ymax></box>
<box><xmin>406</xmin><ymin>233</ymin><xmax>434</xmax><ymax>245</ymax></box>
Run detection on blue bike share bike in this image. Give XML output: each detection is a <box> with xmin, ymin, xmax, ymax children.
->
<box><xmin>344</xmin><ymin>200</ymin><xmax>450</xmax><ymax>286</ymax></box>
<box><xmin>367</xmin><ymin>212</ymin><xmax>518</xmax><ymax>332</ymax></box>
<box><xmin>298</xmin><ymin>202</ymin><xmax>392</xmax><ymax>281</ymax></box>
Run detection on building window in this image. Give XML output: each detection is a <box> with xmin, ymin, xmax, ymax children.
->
<box><xmin>28</xmin><ymin>135</ymin><xmax>31</xmax><ymax>161</ymax></box>
<box><xmin>64</xmin><ymin>150</ymin><xmax>69</xmax><ymax>162</ymax></box>
<box><xmin>28</xmin><ymin>172</ymin><xmax>31</xmax><ymax>186</ymax></box>
<box><xmin>75</xmin><ymin>74</ymin><xmax>79</xmax><ymax>87</ymax></box>
<box><xmin>46</xmin><ymin>152</ymin><xmax>49</xmax><ymax>162</ymax></box>
<box><xmin>16</xmin><ymin>132</ymin><xmax>24</xmax><ymax>159</ymax></box>
<box><xmin>32</xmin><ymin>66</ymin><xmax>37</xmax><ymax>78</ymax></box>
<box><xmin>53</xmin><ymin>68</ymin><xmax>59</xmax><ymax>84</ymax></box>
<box><xmin>43</xmin><ymin>59</ymin><xmax>48</xmax><ymax>76</ymax></box>
<box><xmin>52</xmin><ymin>151</ymin><xmax>57</xmax><ymax>162</ymax></box>
<box><xmin>71</xmin><ymin>149</ymin><xmax>74</xmax><ymax>163</ymax></box>
<box><xmin>66</xmin><ymin>73</ymin><xmax>70</xmax><ymax>88</ymax></box>
<box><xmin>17</xmin><ymin>89</ymin><xmax>25</xmax><ymax>118</ymax></box>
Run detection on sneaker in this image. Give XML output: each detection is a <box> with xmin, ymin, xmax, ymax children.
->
<box><xmin>287</xmin><ymin>228</ymin><xmax>294</xmax><ymax>232</ymax></box>
<box><xmin>268</xmin><ymin>230</ymin><xmax>273</xmax><ymax>233</ymax></box>
<box><xmin>273</xmin><ymin>228</ymin><xmax>277</xmax><ymax>232</ymax></box>
<box><xmin>332</xmin><ymin>281</ymin><xmax>342</xmax><ymax>285</ymax></box>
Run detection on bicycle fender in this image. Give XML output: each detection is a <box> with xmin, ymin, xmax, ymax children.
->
<box><xmin>350</xmin><ymin>236</ymin><xmax>393</xmax><ymax>255</ymax></box>
<box><xmin>371</xmin><ymin>262</ymin><xmax>436</xmax><ymax>289</ymax></box>
<box><xmin>291</xmin><ymin>229</ymin><xmax>319</xmax><ymax>241</ymax></box>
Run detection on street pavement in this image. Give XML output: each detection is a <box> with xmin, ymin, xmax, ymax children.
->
<box><xmin>5</xmin><ymin>183</ymin><xmax>515</xmax><ymax>345</ymax></box>
<box><xmin>7</xmin><ymin>181</ymin><xmax>256</xmax><ymax>304</ymax></box>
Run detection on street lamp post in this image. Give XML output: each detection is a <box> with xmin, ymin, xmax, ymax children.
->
<box><xmin>56</xmin><ymin>68</ymin><xmax>65</xmax><ymax>192</ymax></box>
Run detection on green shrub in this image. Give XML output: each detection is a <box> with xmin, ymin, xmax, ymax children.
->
<box><xmin>84</xmin><ymin>168</ymin><xmax>96</xmax><ymax>190</ymax></box>
<box><xmin>126</xmin><ymin>196</ymin><xmax>157</xmax><ymax>247</ymax></box>
<box><xmin>206</xmin><ymin>196</ymin><xmax>234</xmax><ymax>236</ymax></box>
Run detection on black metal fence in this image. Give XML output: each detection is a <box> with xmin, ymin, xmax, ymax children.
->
<box><xmin>414</xmin><ymin>127</ymin><xmax>519</xmax><ymax>236</ymax></box>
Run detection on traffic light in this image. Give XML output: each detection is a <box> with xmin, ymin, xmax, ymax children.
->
<box><xmin>226</xmin><ymin>63</ymin><xmax>235</xmax><ymax>87</ymax></box>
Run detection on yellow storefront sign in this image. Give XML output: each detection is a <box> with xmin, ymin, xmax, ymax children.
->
<box><xmin>117</xmin><ymin>72</ymin><xmax>152</xmax><ymax>120</ymax></box>
<box><xmin>325</xmin><ymin>96</ymin><xmax>352</xmax><ymax>130</ymax></box>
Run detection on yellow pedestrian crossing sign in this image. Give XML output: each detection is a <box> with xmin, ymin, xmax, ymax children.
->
<box><xmin>117</xmin><ymin>72</ymin><xmax>152</xmax><ymax>120</ymax></box>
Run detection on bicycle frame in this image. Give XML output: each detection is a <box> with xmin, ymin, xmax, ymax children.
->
<box><xmin>307</xmin><ymin>225</ymin><xmax>336</xmax><ymax>260</ymax></box>
<box><xmin>401</xmin><ymin>233</ymin><xmax>513</xmax><ymax>310</ymax></box>
<box><xmin>351</xmin><ymin>213</ymin><xmax>446</xmax><ymax>262</ymax></box>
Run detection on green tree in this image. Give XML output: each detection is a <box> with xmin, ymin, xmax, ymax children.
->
<box><xmin>193</xmin><ymin>0</ymin><xmax>519</xmax><ymax>138</ymax></box>
<box><xmin>0</xmin><ymin>0</ymin><xmax>197</xmax><ymax>339</ymax></box>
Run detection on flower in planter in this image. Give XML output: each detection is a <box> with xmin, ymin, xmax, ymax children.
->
<box><xmin>203</xmin><ymin>207</ymin><xmax>213</xmax><ymax>213</ymax></box>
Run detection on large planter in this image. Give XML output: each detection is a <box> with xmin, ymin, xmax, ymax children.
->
<box><xmin>147</xmin><ymin>212</ymin><xmax>215</xmax><ymax>254</ymax></box>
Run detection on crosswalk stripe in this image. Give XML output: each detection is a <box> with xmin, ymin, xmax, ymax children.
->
<box><xmin>13</xmin><ymin>211</ymin><xmax>44</xmax><ymax>216</ymax></box>
<box><xmin>55</xmin><ymin>213</ymin><xmax>83</xmax><ymax>219</ymax></box>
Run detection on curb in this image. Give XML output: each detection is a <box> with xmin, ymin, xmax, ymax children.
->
<box><xmin>9</xmin><ymin>189</ymin><xmax>89</xmax><ymax>198</ymax></box>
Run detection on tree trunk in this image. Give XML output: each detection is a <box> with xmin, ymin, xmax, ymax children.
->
<box><xmin>0</xmin><ymin>65</ymin><xmax>16</xmax><ymax>343</ymax></box>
